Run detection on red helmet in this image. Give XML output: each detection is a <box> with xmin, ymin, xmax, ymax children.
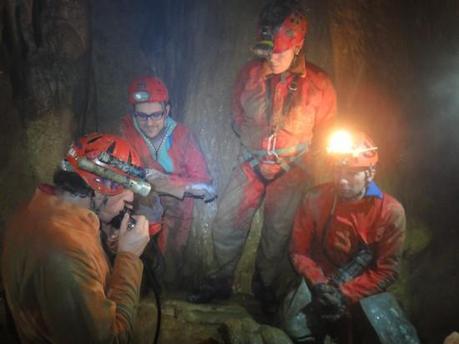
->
<box><xmin>253</xmin><ymin>1</ymin><xmax>307</xmax><ymax>57</ymax></box>
<box><xmin>272</xmin><ymin>10</ymin><xmax>307</xmax><ymax>53</ymax></box>
<box><xmin>65</xmin><ymin>133</ymin><xmax>143</xmax><ymax>195</ymax></box>
<box><xmin>327</xmin><ymin>130</ymin><xmax>378</xmax><ymax>168</ymax></box>
<box><xmin>128</xmin><ymin>76</ymin><xmax>169</xmax><ymax>105</ymax></box>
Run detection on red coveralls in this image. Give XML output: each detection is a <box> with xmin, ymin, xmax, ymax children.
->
<box><xmin>212</xmin><ymin>54</ymin><xmax>336</xmax><ymax>290</ymax></box>
<box><xmin>290</xmin><ymin>182</ymin><xmax>406</xmax><ymax>304</ymax></box>
<box><xmin>121</xmin><ymin>115</ymin><xmax>211</xmax><ymax>285</ymax></box>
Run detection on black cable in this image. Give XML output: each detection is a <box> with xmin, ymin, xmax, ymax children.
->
<box><xmin>152</xmin><ymin>285</ymin><xmax>161</xmax><ymax>344</ymax></box>
<box><xmin>140</xmin><ymin>238</ymin><xmax>164</xmax><ymax>344</ymax></box>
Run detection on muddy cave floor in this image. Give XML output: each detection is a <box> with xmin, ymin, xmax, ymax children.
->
<box><xmin>0</xmin><ymin>290</ymin><xmax>334</xmax><ymax>343</ymax></box>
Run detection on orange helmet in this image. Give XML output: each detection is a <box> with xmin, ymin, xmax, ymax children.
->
<box><xmin>128</xmin><ymin>76</ymin><xmax>169</xmax><ymax>104</ymax></box>
<box><xmin>327</xmin><ymin>130</ymin><xmax>378</xmax><ymax>168</ymax></box>
<box><xmin>64</xmin><ymin>133</ymin><xmax>143</xmax><ymax>195</ymax></box>
<box><xmin>253</xmin><ymin>1</ymin><xmax>307</xmax><ymax>57</ymax></box>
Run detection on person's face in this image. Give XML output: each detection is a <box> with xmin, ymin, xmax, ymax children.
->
<box><xmin>94</xmin><ymin>189</ymin><xmax>134</xmax><ymax>224</ymax></box>
<box><xmin>95</xmin><ymin>189</ymin><xmax>134</xmax><ymax>253</ymax></box>
<box><xmin>134</xmin><ymin>102</ymin><xmax>169</xmax><ymax>139</ymax></box>
<box><xmin>267</xmin><ymin>45</ymin><xmax>299</xmax><ymax>75</ymax></box>
<box><xmin>333</xmin><ymin>166</ymin><xmax>374</xmax><ymax>200</ymax></box>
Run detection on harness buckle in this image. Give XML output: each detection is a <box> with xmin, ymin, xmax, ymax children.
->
<box><xmin>267</xmin><ymin>133</ymin><xmax>280</xmax><ymax>161</ymax></box>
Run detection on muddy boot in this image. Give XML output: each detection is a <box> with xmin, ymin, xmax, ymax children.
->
<box><xmin>186</xmin><ymin>277</ymin><xmax>232</xmax><ymax>304</ymax></box>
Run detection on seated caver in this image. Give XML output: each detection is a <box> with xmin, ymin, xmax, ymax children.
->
<box><xmin>283</xmin><ymin>130</ymin><xmax>419</xmax><ymax>343</ymax></box>
<box><xmin>121</xmin><ymin>76</ymin><xmax>216</xmax><ymax>288</ymax></box>
<box><xmin>2</xmin><ymin>133</ymin><xmax>151</xmax><ymax>343</ymax></box>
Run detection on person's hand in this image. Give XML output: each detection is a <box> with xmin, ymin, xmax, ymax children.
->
<box><xmin>185</xmin><ymin>183</ymin><xmax>217</xmax><ymax>202</ymax></box>
<box><xmin>258</xmin><ymin>162</ymin><xmax>283</xmax><ymax>180</ymax></box>
<box><xmin>444</xmin><ymin>332</ymin><xmax>459</xmax><ymax>344</ymax></box>
<box><xmin>136</xmin><ymin>194</ymin><xmax>163</xmax><ymax>223</ymax></box>
<box><xmin>312</xmin><ymin>283</ymin><xmax>347</xmax><ymax>322</ymax></box>
<box><xmin>145</xmin><ymin>168</ymin><xmax>168</xmax><ymax>182</ymax></box>
<box><xmin>117</xmin><ymin>213</ymin><xmax>149</xmax><ymax>257</ymax></box>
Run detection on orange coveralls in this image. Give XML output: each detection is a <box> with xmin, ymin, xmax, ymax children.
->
<box><xmin>2</xmin><ymin>185</ymin><xmax>143</xmax><ymax>343</ymax></box>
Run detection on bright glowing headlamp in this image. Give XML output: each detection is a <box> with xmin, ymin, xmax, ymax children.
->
<box><xmin>132</xmin><ymin>91</ymin><xmax>150</xmax><ymax>103</ymax></box>
<box><xmin>327</xmin><ymin>130</ymin><xmax>354</xmax><ymax>155</ymax></box>
<box><xmin>326</xmin><ymin>130</ymin><xmax>379</xmax><ymax>168</ymax></box>
<box><xmin>327</xmin><ymin>130</ymin><xmax>377</xmax><ymax>157</ymax></box>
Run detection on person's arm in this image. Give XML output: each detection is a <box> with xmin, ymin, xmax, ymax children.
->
<box><xmin>310</xmin><ymin>74</ymin><xmax>337</xmax><ymax>151</ymax></box>
<box><xmin>231</xmin><ymin>63</ymin><xmax>252</xmax><ymax>136</ymax></box>
<box><xmin>40</xmin><ymin>249</ymin><xmax>142</xmax><ymax>344</ymax></box>
<box><xmin>157</xmin><ymin>128</ymin><xmax>215</xmax><ymax>201</ymax></box>
<box><xmin>40</xmin><ymin>214</ymin><xmax>148</xmax><ymax>344</ymax></box>
<box><xmin>175</xmin><ymin>128</ymin><xmax>212</xmax><ymax>184</ymax></box>
<box><xmin>340</xmin><ymin>202</ymin><xmax>406</xmax><ymax>304</ymax></box>
<box><xmin>290</xmin><ymin>192</ymin><xmax>329</xmax><ymax>285</ymax></box>
<box><xmin>298</xmin><ymin>71</ymin><xmax>336</xmax><ymax>185</ymax></box>
<box><xmin>300</xmin><ymin>74</ymin><xmax>336</xmax><ymax>181</ymax></box>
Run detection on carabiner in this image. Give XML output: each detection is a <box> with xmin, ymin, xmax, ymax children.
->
<box><xmin>267</xmin><ymin>133</ymin><xmax>280</xmax><ymax>160</ymax></box>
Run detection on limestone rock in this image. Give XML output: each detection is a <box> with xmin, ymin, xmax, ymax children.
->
<box><xmin>162</xmin><ymin>299</ymin><xmax>249</xmax><ymax>324</ymax></box>
<box><xmin>219</xmin><ymin>317</ymin><xmax>293</xmax><ymax>344</ymax></box>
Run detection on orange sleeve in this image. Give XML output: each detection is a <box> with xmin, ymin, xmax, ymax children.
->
<box><xmin>40</xmin><ymin>250</ymin><xmax>143</xmax><ymax>343</ymax></box>
<box><xmin>232</xmin><ymin>63</ymin><xmax>253</xmax><ymax>135</ymax></box>
<box><xmin>290</xmin><ymin>192</ymin><xmax>330</xmax><ymax>285</ymax></box>
<box><xmin>340</xmin><ymin>202</ymin><xmax>406</xmax><ymax>304</ymax></box>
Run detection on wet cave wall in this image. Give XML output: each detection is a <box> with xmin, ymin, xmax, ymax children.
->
<box><xmin>0</xmin><ymin>1</ymin><xmax>458</xmax><ymax>343</ymax></box>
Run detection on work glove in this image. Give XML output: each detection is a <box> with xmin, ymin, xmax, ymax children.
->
<box><xmin>185</xmin><ymin>183</ymin><xmax>217</xmax><ymax>202</ymax></box>
<box><xmin>145</xmin><ymin>169</ymin><xmax>188</xmax><ymax>198</ymax></box>
<box><xmin>312</xmin><ymin>283</ymin><xmax>347</xmax><ymax>322</ymax></box>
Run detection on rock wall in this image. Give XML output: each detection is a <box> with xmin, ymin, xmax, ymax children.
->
<box><xmin>0</xmin><ymin>0</ymin><xmax>90</xmax><ymax>227</ymax></box>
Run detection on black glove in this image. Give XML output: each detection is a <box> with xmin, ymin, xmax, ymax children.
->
<box><xmin>312</xmin><ymin>283</ymin><xmax>347</xmax><ymax>322</ymax></box>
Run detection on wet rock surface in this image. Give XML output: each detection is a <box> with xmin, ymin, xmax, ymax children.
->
<box><xmin>133</xmin><ymin>292</ymin><xmax>295</xmax><ymax>344</ymax></box>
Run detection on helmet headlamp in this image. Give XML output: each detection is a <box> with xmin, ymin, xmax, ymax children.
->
<box><xmin>132</xmin><ymin>91</ymin><xmax>150</xmax><ymax>103</ymax></box>
<box><xmin>252</xmin><ymin>26</ymin><xmax>274</xmax><ymax>58</ymax></box>
<box><xmin>327</xmin><ymin>130</ymin><xmax>379</xmax><ymax>168</ymax></box>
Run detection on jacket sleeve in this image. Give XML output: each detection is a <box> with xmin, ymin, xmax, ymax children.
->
<box><xmin>40</xmin><ymin>250</ymin><xmax>143</xmax><ymax>343</ymax></box>
<box><xmin>311</xmin><ymin>75</ymin><xmax>337</xmax><ymax>151</ymax></box>
<box><xmin>232</xmin><ymin>63</ymin><xmax>252</xmax><ymax>135</ymax></box>
<box><xmin>155</xmin><ymin>128</ymin><xmax>211</xmax><ymax>198</ymax></box>
<box><xmin>290</xmin><ymin>193</ymin><xmax>329</xmax><ymax>285</ymax></box>
<box><xmin>179</xmin><ymin>128</ymin><xmax>212</xmax><ymax>183</ymax></box>
<box><xmin>300</xmin><ymin>73</ymin><xmax>337</xmax><ymax>181</ymax></box>
<box><xmin>340</xmin><ymin>202</ymin><xmax>406</xmax><ymax>304</ymax></box>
